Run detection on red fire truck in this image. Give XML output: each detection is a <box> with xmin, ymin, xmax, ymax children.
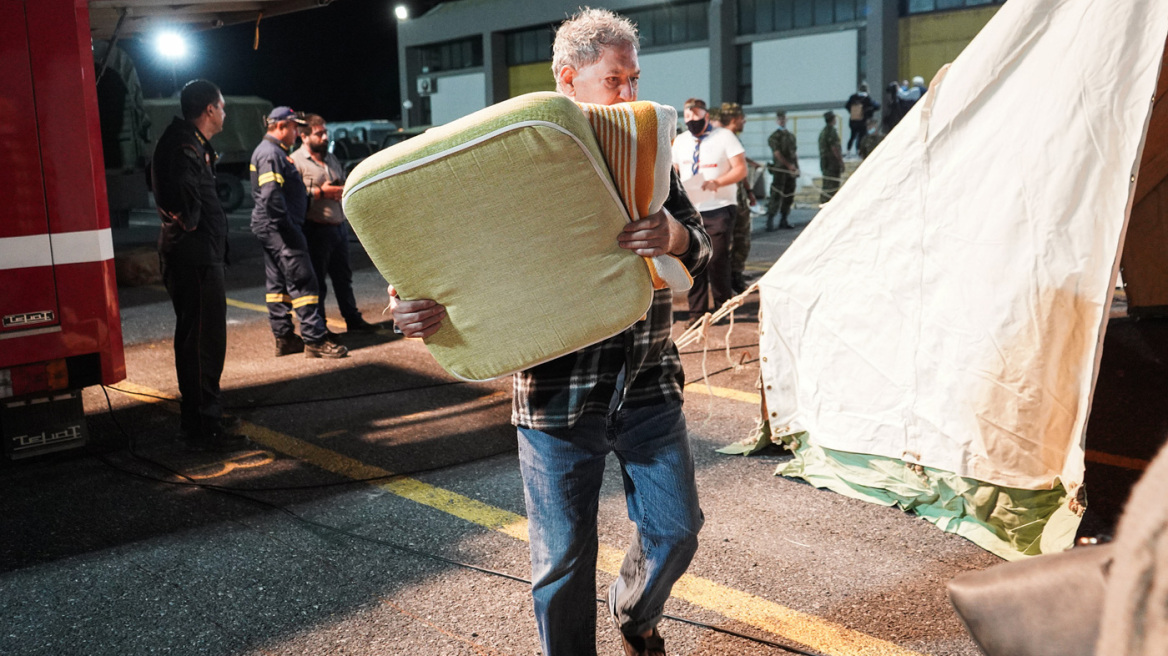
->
<box><xmin>1</xmin><ymin>0</ymin><xmax>329</xmax><ymax>460</ymax></box>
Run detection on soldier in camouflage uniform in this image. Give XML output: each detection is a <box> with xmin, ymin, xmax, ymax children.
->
<box><xmin>765</xmin><ymin>110</ymin><xmax>798</xmax><ymax>231</ymax></box>
<box><xmin>818</xmin><ymin>111</ymin><xmax>844</xmax><ymax>204</ymax></box>
<box><xmin>720</xmin><ymin>103</ymin><xmax>755</xmax><ymax>293</ymax></box>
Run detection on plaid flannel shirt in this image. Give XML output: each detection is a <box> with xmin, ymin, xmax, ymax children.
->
<box><xmin>512</xmin><ymin>168</ymin><xmax>712</xmax><ymax>429</ymax></box>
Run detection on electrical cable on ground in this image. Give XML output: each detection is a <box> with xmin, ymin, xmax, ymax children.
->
<box><xmin>106</xmin><ymin>378</ymin><xmax>469</xmax><ymax>411</ymax></box>
<box><xmin>105</xmin><ymin>341</ymin><xmax>761</xmax><ymax>410</ymax></box>
<box><xmin>100</xmin><ymin>355</ymin><xmax>757</xmax><ymax>489</ymax></box>
<box><xmin>95</xmin><ymin>388</ymin><xmax>820</xmax><ymax>655</ymax></box>
<box><xmin>98</xmin><ymin>386</ymin><xmax>514</xmax><ymax>493</ymax></box>
<box><xmin>100</xmin><ymin>339</ymin><xmax>757</xmax><ymax>493</ymax></box>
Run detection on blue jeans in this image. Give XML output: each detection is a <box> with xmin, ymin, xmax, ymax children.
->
<box><xmin>517</xmin><ymin>400</ymin><xmax>703</xmax><ymax>656</ymax></box>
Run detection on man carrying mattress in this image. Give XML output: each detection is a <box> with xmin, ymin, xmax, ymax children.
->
<box><xmin>389</xmin><ymin>9</ymin><xmax>710</xmax><ymax>655</ymax></box>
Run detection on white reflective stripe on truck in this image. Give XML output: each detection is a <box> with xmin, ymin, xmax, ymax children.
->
<box><xmin>0</xmin><ymin>234</ymin><xmax>50</xmax><ymax>270</ymax></box>
<box><xmin>50</xmin><ymin>228</ymin><xmax>114</xmax><ymax>265</ymax></box>
<box><xmin>0</xmin><ymin>229</ymin><xmax>114</xmax><ymax>270</ymax></box>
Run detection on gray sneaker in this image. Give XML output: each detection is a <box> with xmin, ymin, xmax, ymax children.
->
<box><xmin>305</xmin><ymin>339</ymin><xmax>348</xmax><ymax>359</ymax></box>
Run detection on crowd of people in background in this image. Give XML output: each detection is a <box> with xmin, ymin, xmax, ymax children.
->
<box><xmin>666</xmin><ymin>69</ymin><xmax>933</xmax><ymax>314</ymax></box>
<box><xmin>668</xmin><ymin>72</ymin><xmax>929</xmax><ymax>313</ymax></box>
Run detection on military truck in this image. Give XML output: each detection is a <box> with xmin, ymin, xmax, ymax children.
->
<box><xmin>94</xmin><ymin>39</ymin><xmax>272</xmax><ymax>215</ymax></box>
<box><xmin>143</xmin><ymin>95</ymin><xmax>273</xmax><ymax>212</ymax></box>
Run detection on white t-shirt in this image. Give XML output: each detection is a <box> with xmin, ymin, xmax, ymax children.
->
<box><xmin>671</xmin><ymin>126</ymin><xmax>745</xmax><ymax>211</ymax></box>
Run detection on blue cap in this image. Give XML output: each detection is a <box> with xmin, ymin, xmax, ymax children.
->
<box><xmin>267</xmin><ymin>106</ymin><xmax>305</xmax><ymax>124</ymax></box>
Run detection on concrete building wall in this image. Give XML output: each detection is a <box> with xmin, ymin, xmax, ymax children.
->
<box><xmin>429</xmin><ymin>72</ymin><xmax>487</xmax><ymax>125</ymax></box>
<box><xmin>638</xmin><ymin>47</ymin><xmax>711</xmax><ymax>112</ymax></box>
<box><xmin>751</xmin><ymin>30</ymin><xmax>859</xmax><ymax>108</ymax></box>
<box><xmin>396</xmin><ymin>0</ymin><xmax>918</xmax><ymax>128</ymax></box>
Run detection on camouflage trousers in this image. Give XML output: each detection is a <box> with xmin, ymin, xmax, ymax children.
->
<box><xmin>766</xmin><ymin>172</ymin><xmax>796</xmax><ymax>229</ymax></box>
<box><xmin>731</xmin><ymin>185</ymin><xmax>752</xmax><ymax>277</ymax></box>
<box><xmin>820</xmin><ymin>166</ymin><xmax>842</xmax><ymax>204</ymax></box>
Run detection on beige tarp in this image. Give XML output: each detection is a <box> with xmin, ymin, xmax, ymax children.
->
<box><xmin>759</xmin><ymin>0</ymin><xmax>1168</xmax><ymax>510</ymax></box>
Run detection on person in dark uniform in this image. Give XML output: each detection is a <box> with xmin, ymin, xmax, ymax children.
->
<box><xmin>291</xmin><ymin>114</ymin><xmax>380</xmax><ymax>334</ymax></box>
<box><xmin>250</xmin><ymin>107</ymin><xmax>347</xmax><ymax>359</ymax></box>
<box><xmin>765</xmin><ymin>110</ymin><xmax>799</xmax><ymax>231</ymax></box>
<box><xmin>151</xmin><ymin>79</ymin><xmax>247</xmax><ymax>451</ymax></box>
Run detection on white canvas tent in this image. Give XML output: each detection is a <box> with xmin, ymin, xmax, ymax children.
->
<box><xmin>756</xmin><ymin>0</ymin><xmax>1168</xmax><ymax>559</ymax></box>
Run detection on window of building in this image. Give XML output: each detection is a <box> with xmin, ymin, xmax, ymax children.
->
<box><xmin>417</xmin><ymin>36</ymin><xmax>483</xmax><ymax>73</ymax></box>
<box><xmin>625</xmin><ymin>1</ymin><xmax>708</xmax><ymax>49</ymax></box>
<box><xmin>903</xmin><ymin>0</ymin><xmax>1004</xmax><ymax>14</ymax></box>
<box><xmin>506</xmin><ymin>25</ymin><xmax>555</xmax><ymax>66</ymax></box>
<box><xmin>739</xmin><ymin>0</ymin><xmax>866</xmax><ymax>35</ymax></box>
<box><xmin>736</xmin><ymin>44</ymin><xmax>753</xmax><ymax>106</ymax></box>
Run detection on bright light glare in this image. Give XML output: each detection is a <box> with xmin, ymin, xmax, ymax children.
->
<box><xmin>155</xmin><ymin>31</ymin><xmax>188</xmax><ymax>61</ymax></box>
<box><xmin>394</xmin><ymin>5</ymin><xmax>409</xmax><ymax>20</ymax></box>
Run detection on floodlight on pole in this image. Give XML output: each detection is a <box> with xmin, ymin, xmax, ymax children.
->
<box><xmin>154</xmin><ymin>30</ymin><xmax>188</xmax><ymax>61</ymax></box>
<box><xmin>394</xmin><ymin>5</ymin><xmax>409</xmax><ymax>20</ymax></box>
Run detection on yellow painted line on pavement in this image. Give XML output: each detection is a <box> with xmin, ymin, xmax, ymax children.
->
<box><xmin>226</xmin><ymin>296</ymin><xmax>346</xmax><ymax>332</ymax></box>
<box><xmin>1085</xmin><ymin>449</ymin><xmax>1149</xmax><ymax>471</ymax></box>
<box><xmin>110</xmin><ymin>381</ymin><xmax>926</xmax><ymax>656</ymax></box>
<box><xmin>685</xmin><ymin>383</ymin><xmax>761</xmax><ymax>405</ymax></box>
<box><xmin>225</xmin><ymin>297</ymin><xmax>269</xmax><ymax>313</ymax></box>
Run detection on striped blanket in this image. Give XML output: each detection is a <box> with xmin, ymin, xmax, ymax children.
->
<box><xmin>577</xmin><ymin>101</ymin><xmax>692</xmax><ymax>292</ymax></box>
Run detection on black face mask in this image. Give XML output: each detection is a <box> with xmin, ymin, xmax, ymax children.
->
<box><xmin>685</xmin><ymin>118</ymin><xmax>707</xmax><ymax>136</ymax></box>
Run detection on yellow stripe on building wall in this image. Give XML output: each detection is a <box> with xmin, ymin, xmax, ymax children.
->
<box><xmin>508</xmin><ymin>61</ymin><xmax>556</xmax><ymax>98</ymax></box>
<box><xmin>898</xmin><ymin>5</ymin><xmax>1001</xmax><ymax>83</ymax></box>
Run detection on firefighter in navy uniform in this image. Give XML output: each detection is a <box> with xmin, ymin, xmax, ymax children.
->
<box><xmin>250</xmin><ymin>107</ymin><xmax>347</xmax><ymax>358</ymax></box>
<box><xmin>151</xmin><ymin>79</ymin><xmax>248</xmax><ymax>452</ymax></box>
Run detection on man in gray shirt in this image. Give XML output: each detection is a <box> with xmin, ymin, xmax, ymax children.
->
<box><xmin>291</xmin><ymin>114</ymin><xmax>379</xmax><ymax>334</ymax></box>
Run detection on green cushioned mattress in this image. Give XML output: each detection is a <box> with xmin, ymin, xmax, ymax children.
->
<box><xmin>343</xmin><ymin>92</ymin><xmax>654</xmax><ymax>381</ymax></box>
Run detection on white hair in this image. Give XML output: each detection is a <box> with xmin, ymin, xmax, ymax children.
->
<box><xmin>551</xmin><ymin>7</ymin><xmax>639</xmax><ymax>88</ymax></box>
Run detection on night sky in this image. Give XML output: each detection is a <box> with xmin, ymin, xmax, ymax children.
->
<box><xmin>121</xmin><ymin>1</ymin><xmax>440</xmax><ymax>122</ymax></box>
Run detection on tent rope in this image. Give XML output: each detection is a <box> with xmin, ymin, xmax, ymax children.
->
<box><xmin>677</xmin><ymin>282</ymin><xmax>762</xmax><ymax>423</ymax></box>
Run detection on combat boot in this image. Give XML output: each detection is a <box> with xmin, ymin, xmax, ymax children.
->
<box><xmin>305</xmin><ymin>339</ymin><xmax>348</xmax><ymax>359</ymax></box>
<box><xmin>275</xmin><ymin>333</ymin><xmax>305</xmax><ymax>357</ymax></box>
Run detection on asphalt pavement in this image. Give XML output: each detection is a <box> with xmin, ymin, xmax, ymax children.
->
<box><xmin>1</xmin><ymin>206</ymin><xmax>1156</xmax><ymax>656</ymax></box>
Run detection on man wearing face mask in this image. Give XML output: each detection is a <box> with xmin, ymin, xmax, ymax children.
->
<box><xmin>292</xmin><ymin>114</ymin><xmax>380</xmax><ymax>335</ymax></box>
<box><xmin>671</xmin><ymin>98</ymin><xmax>747</xmax><ymax>324</ymax></box>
